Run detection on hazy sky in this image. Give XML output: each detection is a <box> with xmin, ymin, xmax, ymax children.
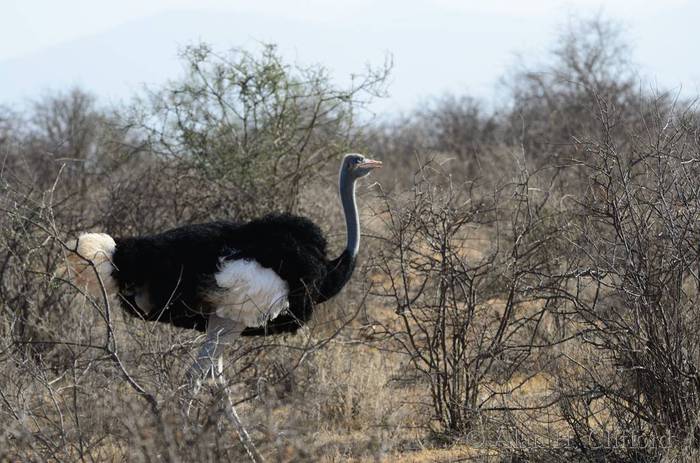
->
<box><xmin>1</xmin><ymin>0</ymin><xmax>698</xmax><ymax>115</ymax></box>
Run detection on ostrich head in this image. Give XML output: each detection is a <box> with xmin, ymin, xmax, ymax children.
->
<box><xmin>341</xmin><ymin>153</ymin><xmax>382</xmax><ymax>180</ymax></box>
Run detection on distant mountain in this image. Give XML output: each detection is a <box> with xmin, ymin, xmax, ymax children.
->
<box><xmin>0</xmin><ymin>7</ymin><xmax>524</xmax><ymax>113</ymax></box>
<box><xmin>0</xmin><ymin>10</ymin><xmax>320</xmax><ymax>106</ymax></box>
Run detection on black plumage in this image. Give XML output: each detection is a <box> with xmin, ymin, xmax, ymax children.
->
<box><xmin>111</xmin><ymin>213</ymin><xmax>353</xmax><ymax>335</ymax></box>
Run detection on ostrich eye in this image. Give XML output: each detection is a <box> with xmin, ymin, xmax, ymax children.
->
<box><xmin>346</xmin><ymin>156</ymin><xmax>364</xmax><ymax>169</ymax></box>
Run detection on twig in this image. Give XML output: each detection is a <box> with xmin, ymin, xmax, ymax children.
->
<box><xmin>222</xmin><ymin>385</ymin><xmax>265</xmax><ymax>463</ymax></box>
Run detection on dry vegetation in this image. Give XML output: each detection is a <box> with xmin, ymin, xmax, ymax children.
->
<box><xmin>2</xmin><ymin>16</ymin><xmax>700</xmax><ymax>463</ymax></box>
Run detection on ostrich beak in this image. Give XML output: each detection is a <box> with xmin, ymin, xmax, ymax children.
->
<box><xmin>362</xmin><ymin>159</ymin><xmax>383</xmax><ymax>169</ymax></box>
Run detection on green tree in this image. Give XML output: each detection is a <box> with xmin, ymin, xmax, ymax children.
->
<box><xmin>127</xmin><ymin>43</ymin><xmax>390</xmax><ymax>218</ymax></box>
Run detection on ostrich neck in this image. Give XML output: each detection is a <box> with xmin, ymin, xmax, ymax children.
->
<box><xmin>340</xmin><ymin>169</ymin><xmax>360</xmax><ymax>258</ymax></box>
<box><xmin>314</xmin><ymin>169</ymin><xmax>359</xmax><ymax>303</ymax></box>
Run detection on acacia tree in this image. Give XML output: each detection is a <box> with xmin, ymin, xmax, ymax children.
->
<box><xmin>124</xmin><ymin>43</ymin><xmax>390</xmax><ymax>221</ymax></box>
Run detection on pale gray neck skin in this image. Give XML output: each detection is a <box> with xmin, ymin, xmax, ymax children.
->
<box><xmin>339</xmin><ymin>167</ymin><xmax>360</xmax><ymax>258</ymax></box>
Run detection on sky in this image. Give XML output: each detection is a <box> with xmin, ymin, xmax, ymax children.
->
<box><xmin>1</xmin><ymin>0</ymin><xmax>698</xmax><ymax>116</ymax></box>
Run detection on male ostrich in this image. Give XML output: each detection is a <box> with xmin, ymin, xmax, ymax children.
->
<box><xmin>66</xmin><ymin>153</ymin><xmax>381</xmax><ymax>385</ymax></box>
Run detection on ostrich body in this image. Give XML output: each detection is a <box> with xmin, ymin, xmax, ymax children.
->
<box><xmin>66</xmin><ymin>153</ymin><xmax>381</xmax><ymax>382</ymax></box>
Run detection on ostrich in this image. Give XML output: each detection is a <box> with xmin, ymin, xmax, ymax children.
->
<box><xmin>65</xmin><ymin>153</ymin><xmax>381</xmax><ymax>386</ymax></box>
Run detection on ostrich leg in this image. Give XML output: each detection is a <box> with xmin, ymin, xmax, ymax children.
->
<box><xmin>185</xmin><ymin>314</ymin><xmax>265</xmax><ymax>462</ymax></box>
<box><xmin>186</xmin><ymin>314</ymin><xmax>244</xmax><ymax>391</ymax></box>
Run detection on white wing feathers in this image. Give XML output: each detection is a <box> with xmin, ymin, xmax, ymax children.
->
<box><xmin>206</xmin><ymin>258</ymin><xmax>289</xmax><ymax>327</ymax></box>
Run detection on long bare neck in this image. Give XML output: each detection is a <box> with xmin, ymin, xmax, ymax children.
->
<box><xmin>315</xmin><ymin>168</ymin><xmax>359</xmax><ymax>303</ymax></box>
<box><xmin>339</xmin><ymin>168</ymin><xmax>360</xmax><ymax>258</ymax></box>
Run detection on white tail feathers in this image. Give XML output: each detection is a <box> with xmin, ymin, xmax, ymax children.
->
<box><xmin>63</xmin><ymin>233</ymin><xmax>117</xmax><ymax>297</ymax></box>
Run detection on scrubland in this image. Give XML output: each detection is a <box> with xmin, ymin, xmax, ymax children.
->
<box><xmin>2</xmin><ymin>16</ymin><xmax>700</xmax><ymax>462</ymax></box>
